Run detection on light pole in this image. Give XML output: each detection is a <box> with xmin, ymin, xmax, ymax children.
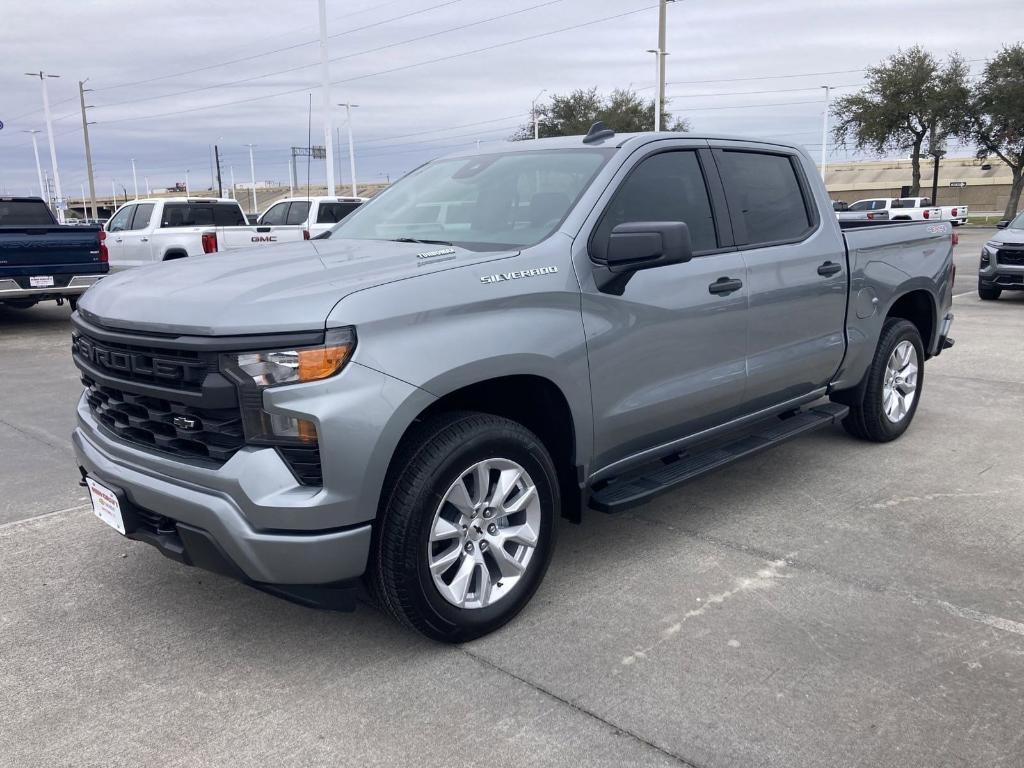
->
<box><xmin>531</xmin><ymin>89</ymin><xmax>547</xmax><ymax>140</ymax></box>
<box><xmin>245</xmin><ymin>144</ymin><xmax>258</xmax><ymax>214</ymax></box>
<box><xmin>111</xmin><ymin>179</ymin><xmax>117</xmax><ymax>208</ymax></box>
<box><xmin>646</xmin><ymin>49</ymin><xmax>668</xmax><ymax>130</ymax></box>
<box><xmin>185</xmin><ymin>169</ymin><xmax>190</xmax><ymax>197</ymax></box>
<box><xmin>26</xmin><ymin>71</ymin><xmax>65</xmax><ymax>222</ymax></box>
<box><xmin>22</xmin><ymin>130</ymin><xmax>45</xmax><ymax>200</ymax></box>
<box><xmin>78</xmin><ymin>79</ymin><xmax>98</xmax><ymax>221</ymax></box>
<box><xmin>145</xmin><ymin>177</ymin><xmax>150</xmax><ymax>196</ymax></box>
<box><xmin>229</xmin><ymin>166</ymin><xmax>236</xmax><ymax>199</ymax></box>
<box><xmin>820</xmin><ymin>85</ymin><xmax>831</xmax><ymax>182</ymax></box>
<box><xmin>338</xmin><ymin>102</ymin><xmax>360</xmax><ymax>197</ymax></box>
<box><xmin>80</xmin><ymin>183</ymin><xmax>85</xmax><ymax>215</ymax></box>
<box><xmin>319</xmin><ymin>0</ymin><xmax>336</xmax><ymax>195</ymax></box>
<box><xmin>131</xmin><ymin>158</ymin><xmax>138</xmax><ymax>200</ymax></box>
<box><xmin>654</xmin><ymin>0</ymin><xmax>675</xmax><ymax>130</ymax></box>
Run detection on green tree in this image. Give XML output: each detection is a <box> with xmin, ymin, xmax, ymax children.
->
<box><xmin>512</xmin><ymin>87</ymin><xmax>689</xmax><ymax>140</ymax></box>
<box><xmin>962</xmin><ymin>44</ymin><xmax>1024</xmax><ymax>219</ymax></box>
<box><xmin>831</xmin><ymin>46</ymin><xmax>970</xmax><ymax>196</ymax></box>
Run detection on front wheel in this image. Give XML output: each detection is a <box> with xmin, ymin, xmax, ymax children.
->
<box><xmin>372</xmin><ymin>412</ymin><xmax>558</xmax><ymax>642</ymax></box>
<box><xmin>834</xmin><ymin>318</ymin><xmax>924</xmax><ymax>443</ymax></box>
<box><xmin>978</xmin><ymin>280</ymin><xmax>1001</xmax><ymax>301</ymax></box>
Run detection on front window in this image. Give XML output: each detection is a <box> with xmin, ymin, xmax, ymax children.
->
<box><xmin>1009</xmin><ymin>212</ymin><xmax>1024</xmax><ymax>230</ymax></box>
<box><xmin>328</xmin><ymin>149</ymin><xmax>613</xmax><ymax>250</ymax></box>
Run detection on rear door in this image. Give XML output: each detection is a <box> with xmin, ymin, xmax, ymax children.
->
<box><xmin>712</xmin><ymin>145</ymin><xmax>847</xmax><ymax>411</ymax></box>
<box><xmin>578</xmin><ymin>144</ymin><xmax>749</xmax><ymax>470</ymax></box>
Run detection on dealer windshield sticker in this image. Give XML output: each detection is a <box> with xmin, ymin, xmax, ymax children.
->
<box><xmin>480</xmin><ymin>266</ymin><xmax>558</xmax><ymax>284</ymax></box>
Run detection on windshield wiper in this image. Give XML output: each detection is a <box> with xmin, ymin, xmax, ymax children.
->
<box><xmin>389</xmin><ymin>237</ymin><xmax>454</xmax><ymax>246</ymax></box>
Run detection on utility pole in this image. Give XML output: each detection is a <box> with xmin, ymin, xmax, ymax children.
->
<box><xmin>131</xmin><ymin>158</ymin><xmax>138</xmax><ymax>199</ymax></box>
<box><xmin>531</xmin><ymin>90</ymin><xmax>546</xmax><ymax>140</ymax></box>
<box><xmin>318</xmin><ymin>0</ymin><xmax>336</xmax><ymax>195</ymax></box>
<box><xmin>26</xmin><ymin>71</ymin><xmax>65</xmax><ymax>222</ymax></box>
<box><xmin>22</xmin><ymin>130</ymin><xmax>45</xmax><ymax>201</ymax></box>
<box><xmin>338</xmin><ymin>102</ymin><xmax>359</xmax><ymax>197</ymax></box>
<box><xmin>646</xmin><ymin>49</ymin><xmax>666</xmax><ymax>130</ymax></box>
<box><xmin>820</xmin><ymin>85</ymin><xmax>831</xmax><ymax>183</ymax></box>
<box><xmin>245</xmin><ymin>144</ymin><xmax>258</xmax><ymax>214</ymax></box>
<box><xmin>78</xmin><ymin>79</ymin><xmax>98</xmax><ymax>221</ymax></box>
<box><xmin>214</xmin><ymin>144</ymin><xmax>223</xmax><ymax>197</ymax></box>
<box><xmin>657</xmin><ymin>0</ymin><xmax>670</xmax><ymax>130</ymax></box>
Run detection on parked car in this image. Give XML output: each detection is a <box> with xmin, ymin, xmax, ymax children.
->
<box><xmin>835</xmin><ymin>198</ymin><xmax>890</xmax><ymax>223</ymax></box>
<box><xmin>839</xmin><ymin>197</ymin><xmax>968</xmax><ymax>225</ymax></box>
<box><xmin>104</xmin><ymin>198</ymin><xmax>306</xmax><ymax>271</ymax></box>
<box><xmin>0</xmin><ymin>196</ymin><xmax>107</xmax><ymax>311</ymax></box>
<box><xmin>258</xmin><ymin>196</ymin><xmax>367</xmax><ymax>238</ymax></box>
<box><xmin>978</xmin><ymin>211</ymin><xmax>1024</xmax><ymax>299</ymax></box>
<box><xmin>72</xmin><ymin>127</ymin><xmax>956</xmax><ymax>641</ymax></box>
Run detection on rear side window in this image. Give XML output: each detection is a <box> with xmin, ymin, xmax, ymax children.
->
<box><xmin>213</xmin><ymin>204</ymin><xmax>245</xmax><ymax>226</ymax></box>
<box><xmin>128</xmin><ymin>203</ymin><xmax>155</xmax><ymax>230</ymax></box>
<box><xmin>285</xmin><ymin>202</ymin><xmax>311</xmax><ymax>225</ymax></box>
<box><xmin>849</xmin><ymin>200</ymin><xmax>886</xmax><ymax>211</ymax></box>
<box><xmin>593</xmin><ymin>150</ymin><xmax>718</xmax><ymax>253</ymax></box>
<box><xmin>0</xmin><ymin>200</ymin><xmax>57</xmax><ymax>225</ymax></box>
<box><xmin>316</xmin><ymin>202</ymin><xmax>362</xmax><ymax>223</ymax></box>
<box><xmin>716</xmin><ymin>151</ymin><xmax>814</xmax><ymax>246</ymax></box>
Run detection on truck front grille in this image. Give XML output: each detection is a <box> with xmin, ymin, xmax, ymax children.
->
<box><xmin>83</xmin><ymin>376</ymin><xmax>245</xmax><ymax>463</ymax></box>
<box><xmin>996</xmin><ymin>247</ymin><xmax>1024</xmax><ymax>266</ymax></box>
<box><xmin>73</xmin><ymin>333</ymin><xmax>208</xmax><ymax>392</ymax></box>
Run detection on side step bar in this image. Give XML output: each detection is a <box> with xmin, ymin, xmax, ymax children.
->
<box><xmin>589</xmin><ymin>402</ymin><xmax>849</xmax><ymax>514</ymax></box>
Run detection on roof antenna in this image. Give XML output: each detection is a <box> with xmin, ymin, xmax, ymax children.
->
<box><xmin>583</xmin><ymin>121</ymin><xmax>615</xmax><ymax>144</ymax></box>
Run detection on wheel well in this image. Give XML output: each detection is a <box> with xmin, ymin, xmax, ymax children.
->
<box><xmin>887</xmin><ymin>290</ymin><xmax>935</xmax><ymax>351</ymax></box>
<box><xmin>414</xmin><ymin>375</ymin><xmax>582</xmax><ymax>522</ymax></box>
<box><xmin>163</xmin><ymin>250</ymin><xmax>188</xmax><ymax>261</ymax></box>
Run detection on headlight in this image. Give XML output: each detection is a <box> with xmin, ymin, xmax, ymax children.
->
<box><xmin>220</xmin><ymin>327</ymin><xmax>356</xmax><ymax>444</ymax></box>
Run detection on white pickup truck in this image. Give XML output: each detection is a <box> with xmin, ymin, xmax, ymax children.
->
<box><xmin>257</xmin><ymin>196</ymin><xmax>367</xmax><ymax>238</ymax></box>
<box><xmin>837</xmin><ymin>197</ymin><xmax>968</xmax><ymax>225</ymax></box>
<box><xmin>104</xmin><ymin>198</ymin><xmax>306</xmax><ymax>271</ymax></box>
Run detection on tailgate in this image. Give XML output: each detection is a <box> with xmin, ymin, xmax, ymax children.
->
<box><xmin>0</xmin><ymin>226</ymin><xmax>103</xmax><ymax>277</ymax></box>
<box><xmin>215</xmin><ymin>225</ymin><xmax>306</xmax><ymax>251</ymax></box>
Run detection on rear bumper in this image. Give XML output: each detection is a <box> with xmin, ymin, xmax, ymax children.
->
<box><xmin>0</xmin><ymin>274</ymin><xmax>102</xmax><ymax>300</ymax></box>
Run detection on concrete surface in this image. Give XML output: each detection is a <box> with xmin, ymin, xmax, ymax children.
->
<box><xmin>1</xmin><ymin>229</ymin><xmax>1022</xmax><ymax>767</ymax></box>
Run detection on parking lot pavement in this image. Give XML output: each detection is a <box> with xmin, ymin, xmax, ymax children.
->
<box><xmin>2</xmin><ymin>234</ymin><xmax>1023</xmax><ymax>767</ymax></box>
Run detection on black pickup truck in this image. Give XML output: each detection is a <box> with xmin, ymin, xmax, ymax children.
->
<box><xmin>0</xmin><ymin>197</ymin><xmax>108</xmax><ymax>311</ymax></box>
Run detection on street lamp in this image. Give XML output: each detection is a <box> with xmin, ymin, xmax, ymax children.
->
<box><xmin>21</xmin><ymin>130</ymin><xmax>45</xmax><ymax>200</ymax></box>
<box><xmin>337</xmin><ymin>102</ymin><xmax>360</xmax><ymax>197</ymax></box>
<box><xmin>820</xmin><ymin>85</ymin><xmax>831</xmax><ymax>182</ymax></box>
<box><xmin>646</xmin><ymin>50</ymin><xmax>669</xmax><ymax>130</ymax></box>
<box><xmin>25</xmin><ymin>71</ymin><xmax>65</xmax><ymax>222</ymax></box>
<box><xmin>531</xmin><ymin>89</ymin><xmax>547</xmax><ymax>140</ymax></box>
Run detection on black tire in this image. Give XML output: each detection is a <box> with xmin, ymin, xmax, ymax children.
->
<box><xmin>68</xmin><ymin>296</ymin><xmax>79</xmax><ymax>312</ymax></box>
<box><xmin>978</xmin><ymin>280</ymin><xmax>1001</xmax><ymax>301</ymax></box>
<box><xmin>372</xmin><ymin>411</ymin><xmax>559</xmax><ymax>642</ymax></box>
<box><xmin>834</xmin><ymin>318</ymin><xmax>924</xmax><ymax>443</ymax></box>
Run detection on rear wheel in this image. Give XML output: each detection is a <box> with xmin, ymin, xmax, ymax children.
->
<box><xmin>372</xmin><ymin>411</ymin><xmax>558</xmax><ymax>642</ymax></box>
<box><xmin>978</xmin><ymin>280</ymin><xmax>1001</xmax><ymax>301</ymax></box>
<box><xmin>834</xmin><ymin>318</ymin><xmax>924</xmax><ymax>443</ymax></box>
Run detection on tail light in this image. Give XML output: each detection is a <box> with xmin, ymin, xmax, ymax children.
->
<box><xmin>201</xmin><ymin>232</ymin><xmax>218</xmax><ymax>253</ymax></box>
<box><xmin>303</xmin><ymin>229</ymin><xmax>310</xmax><ymax>240</ymax></box>
<box><xmin>951</xmin><ymin>230</ymin><xmax>959</xmax><ymax>247</ymax></box>
<box><xmin>923</xmin><ymin>209</ymin><xmax>930</xmax><ymax>219</ymax></box>
<box><xmin>97</xmin><ymin>230</ymin><xmax>108</xmax><ymax>263</ymax></box>
<box><xmin>951</xmin><ymin>208</ymin><xmax>958</xmax><ymax>217</ymax></box>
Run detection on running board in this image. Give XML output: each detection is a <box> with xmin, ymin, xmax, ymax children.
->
<box><xmin>589</xmin><ymin>402</ymin><xmax>849</xmax><ymax>514</ymax></box>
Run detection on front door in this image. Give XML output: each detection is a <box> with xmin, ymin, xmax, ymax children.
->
<box><xmin>712</xmin><ymin>146</ymin><xmax>847</xmax><ymax>411</ymax></box>
<box><xmin>121</xmin><ymin>202</ymin><xmax>155</xmax><ymax>268</ymax></box>
<box><xmin>577</xmin><ymin>146</ymin><xmax>749</xmax><ymax>471</ymax></box>
<box><xmin>103</xmin><ymin>205</ymin><xmax>135</xmax><ymax>272</ymax></box>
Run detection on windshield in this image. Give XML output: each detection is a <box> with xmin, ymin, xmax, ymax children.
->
<box><xmin>0</xmin><ymin>200</ymin><xmax>57</xmax><ymax>225</ymax></box>
<box><xmin>1009</xmin><ymin>212</ymin><xmax>1024</xmax><ymax>230</ymax></box>
<box><xmin>328</xmin><ymin>148</ymin><xmax>613</xmax><ymax>250</ymax></box>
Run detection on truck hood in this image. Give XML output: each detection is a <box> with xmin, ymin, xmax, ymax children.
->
<box><xmin>990</xmin><ymin>227</ymin><xmax>1024</xmax><ymax>246</ymax></box>
<box><xmin>78</xmin><ymin>238</ymin><xmax>516</xmax><ymax>335</ymax></box>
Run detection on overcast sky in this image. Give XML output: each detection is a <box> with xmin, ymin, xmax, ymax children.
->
<box><xmin>0</xmin><ymin>0</ymin><xmax>1017</xmax><ymax>199</ymax></box>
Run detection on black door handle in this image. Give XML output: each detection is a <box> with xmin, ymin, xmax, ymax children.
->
<box><xmin>708</xmin><ymin>276</ymin><xmax>743</xmax><ymax>295</ymax></box>
<box><xmin>817</xmin><ymin>261</ymin><xmax>843</xmax><ymax>277</ymax></box>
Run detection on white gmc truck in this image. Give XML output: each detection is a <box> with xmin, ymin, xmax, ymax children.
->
<box><xmin>104</xmin><ymin>198</ymin><xmax>305</xmax><ymax>271</ymax></box>
<box><xmin>837</xmin><ymin>197</ymin><xmax>968</xmax><ymax>225</ymax></box>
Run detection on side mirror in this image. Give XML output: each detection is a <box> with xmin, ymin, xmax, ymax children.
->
<box><xmin>996</xmin><ymin>220</ymin><xmax>1010</xmax><ymax>229</ymax></box>
<box><xmin>592</xmin><ymin>221</ymin><xmax>693</xmax><ymax>294</ymax></box>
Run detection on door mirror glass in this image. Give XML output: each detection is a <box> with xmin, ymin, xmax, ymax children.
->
<box><xmin>996</xmin><ymin>220</ymin><xmax>1009</xmax><ymax>229</ymax></box>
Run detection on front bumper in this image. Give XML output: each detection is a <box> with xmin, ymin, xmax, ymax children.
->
<box><xmin>74</xmin><ymin>418</ymin><xmax>373</xmax><ymax>591</ymax></box>
<box><xmin>0</xmin><ymin>274</ymin><xmax>102</xmax><ymax>300</ymax></box>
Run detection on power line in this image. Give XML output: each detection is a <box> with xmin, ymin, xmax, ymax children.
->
<box><xmin>91</xmin><ymin>0</ymin><xmax>567</xmax><ymax>112</ymax></box>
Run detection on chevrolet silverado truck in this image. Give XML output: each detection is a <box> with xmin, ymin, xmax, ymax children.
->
<box><xmin>0</xmin><ymin>196</ymin><xmax>107</xmax><ymax>311</ymax></box>
<box><xmin>104</xmin><ymin>198</ymin><xmax>306</xmax><ymax>271</ymax></box>
<box><xmin>71</xmin><ymin>126</ymin><xmax>956</xmax><ymax>641</ymax></box>
<box><xmin>978</xmin><ymin>211</ymin><xmax>1024</xmax><ymax>299</ymax></box>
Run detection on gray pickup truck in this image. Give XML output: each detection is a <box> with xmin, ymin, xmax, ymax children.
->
<box><xmin>71</xmin><ymin>125</ymin><xmax>955</xmax><ymax>641</ymax></box>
